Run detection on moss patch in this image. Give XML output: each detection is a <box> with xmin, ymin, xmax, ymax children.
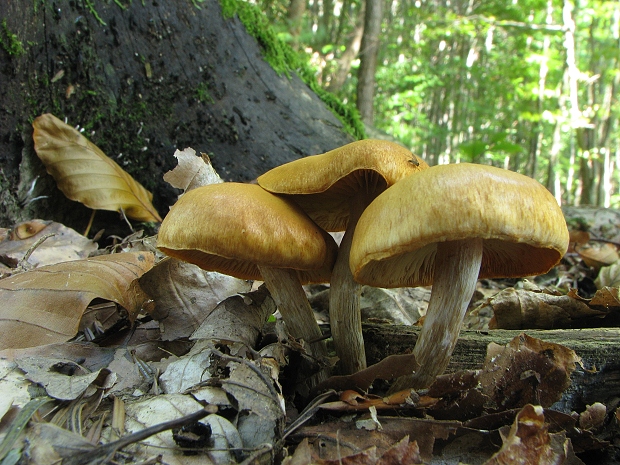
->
<box><xmin>0</xmin><ymin>19</ymin><xmax>25</xmax><ymax>56</ymax></box>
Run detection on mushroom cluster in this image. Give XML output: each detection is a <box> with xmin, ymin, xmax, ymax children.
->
<box><xmin>156</xmin><ymin>139</ymin><xmax>425</xmax><ymax>384</ymax></box>
<box><xmin>157</xmin><ymin>141</ymin><xmax>569</xmax><ymax>394</ymax></box>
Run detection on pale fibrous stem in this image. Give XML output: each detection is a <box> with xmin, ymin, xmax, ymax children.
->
<box><xmin>258</xmin><ymin>265</ymin><xmax>329</xmax><ymax>382</ymax></box>
<box><xmin>390</xmin><ymin>238</ymin><xmax>484</xmax><ymax>392</ymax></box>
<box><xmin>329</xmin><ymin>192</ymin><xmax>374</xmax><ymax>375</ymax></box>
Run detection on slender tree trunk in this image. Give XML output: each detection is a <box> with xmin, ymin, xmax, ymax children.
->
<box><xmin>529</xmin><ymin>0</ymin><xmax>554</xmax><ymax>179</ymax></box>
<box><xmin>356</xmin><ymin>0</ymin><xmax>383</xmax><ymax>125</ymax></box>
<box><xmin>327</xmin><ymin>13</ymin><xmax>364</xmax><ymax>92</ymax></box>
<box><xmin>287</xmin><ymin>0</ymin><xmax>307</xmax><ymax>45</ymax></box>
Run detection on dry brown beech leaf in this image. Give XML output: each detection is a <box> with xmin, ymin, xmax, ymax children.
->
<box><xmin>484</xmin><ymin>404</ymin><xmax>581</xmax><ymax>465</ymax></box>
<box><xmin>32</xmin><ymin>113</ymin><xmax>162</xmax><ymax>223</ymax></box>
<box><xmin>488</xmin><ymin>288</ymin><xmax>606</xmax><ymax>330</ymax></box>
<box><xmin>0</xmin><ymin>220</ymin><xmax>98</xmax><ymax>268</ymax></box>
<box><xmin>575</xmin><ymin>242</ymin><xmax>619</xmax><ymax>269</ymax></box>
<box><xmin>479</xmin><ymin>334</ymin><xmax>581</xmax><ymax>411</ymax></box>
<box><xmin>0</xmin><ymin>251</ymin><xmax>154</xmax><ymax>349</ymax></box>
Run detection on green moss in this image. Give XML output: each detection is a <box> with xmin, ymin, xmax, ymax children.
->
<box><xmin>196</xmin><ymin>82</ymin><xmax>214</xmax><ymax>103</ymax></box>
<box><xmin>0</xmin><ymin>19</ymin><xmax>25</xmax><ymax>56</ymax></box>
<box><xmin>219</xmin><ymin>0</ymin><xmax>365</xmax><ymax>140</ymax></box>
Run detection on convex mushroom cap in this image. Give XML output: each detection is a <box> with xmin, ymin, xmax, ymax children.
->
<box><xmin>157</xmin><ymin>182</ymin><xmax>337</xmax><ymax>284</ymax></box>
<box><xmin>351</xmin><ymin>163</ymin><xmax>569</xmax><ymax>287</ymax></box>
<box><xmin>257</xmin><ymin>139</ymin><xmax>428</xmax><ymax>231</ymax></box>
<box><xmin>350</xmin><ymin>163</ymin><xmax>569</xmax><ymax>390</ymax></box>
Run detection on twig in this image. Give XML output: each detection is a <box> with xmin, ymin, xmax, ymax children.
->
<box><xmin>63</xmin><ymin>407</ymin><xmax>215</xmax><ymax>465</ymax></box>
<box><xmin>282</xmin><ymin>389</ymin><xmax>337</xmax><ymax>440</ymax></box>
<box><xmin>119</xmin><ymin>207</ymin><xmax>135</xmax><ymax>233</ymax></box>
<box><xmin>83</xmin><ymin>209</ymin><xmax>96</xmax><ymax>237</ymax></box>
<box><xmin>18</xmin><ymin>233</ymin><xmax>55</xmax><ymax>267</ymax></box>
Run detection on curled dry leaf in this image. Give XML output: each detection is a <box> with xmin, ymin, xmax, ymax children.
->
<box><xmin>314</xmin><ymin>353</ymin><xmax>420</xmax><ymax>394</ymax></box>
<box><xmin>0</xmin><ymin>220</ymin><xmax>98</xmax><ymax>268</ymax></box>
<box><xmin>484</xmin><ymin>404</ymin><xmax>580</xmax><ymax>465</ymax></box>
<box><xmin>0</xmin><ymin>251</ymin><xmax>154</xmax><ymax>349</ymax></box>
<box><xmin>487</xmin><ymin>288</ymin><xmax>605</xmax><ymax>330</ymax></box>
<box><xmin>32</xmin><ymin>113</ymin><xmax>162</xmax><ymax>223</ymax></box>
<box><xmin>575</xmin><ymin>242</ymin><xmax>619</xmax><ymax>269</ymax></box>
<box><xmin>595</xmin><ymin>262</ymin><xmax>620</xmax><ymax>289</ymax></box>
<box><xmin>479</xmin><ymin>334</ymin><xmax>581</xmax><ymax>411</ymax></box>
<box><xmin>163</xmin><ymin>147</ymin><xmax>223</xmax><ymax>194</ymax></box>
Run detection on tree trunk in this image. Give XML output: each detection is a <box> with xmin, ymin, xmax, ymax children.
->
<box><xmin>327</xmin><ymin>18</ymin><xmax>364</xmax><ymax>93</ymax></box>
<box><xmin>287</xmin><ymin>0</ymin><xmax>306</xmax><ymax>43</ymax></box>
<box><xmin>356</xmin><ymin>0</ymin><xmax>382</xmax><ymax>125</ymax></box>
<box><xmin>0</xmin><ymin>0</ymin><xmax>353</xmax><ymax>234</ymax></box>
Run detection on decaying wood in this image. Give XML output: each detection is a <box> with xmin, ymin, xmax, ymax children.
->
<box><xmin>362</xmin><ymin>324</ymin><xmax>620</xmax><ymax>411</ymax></box>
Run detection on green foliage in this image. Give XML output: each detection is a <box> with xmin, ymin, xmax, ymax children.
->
<box><xmin>0</xmin><ymin>19</ymin><xmax>25</xmax><ymax>56</ymax></box>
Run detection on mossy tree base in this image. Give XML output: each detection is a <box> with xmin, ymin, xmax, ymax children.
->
<box><xmin>0</xmin><ymin>0</ymin><xmax>353</xmax><ymax>233</ymax></box>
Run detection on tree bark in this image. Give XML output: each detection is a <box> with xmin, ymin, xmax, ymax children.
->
<box><xmin>362</xmin><ymin>324</ymin><xmax>620</xmax><ymax>412</ymax></box>
<box><xmin>0</xmin><ymin>0</ymin><xmax>353</xmax><ymax>233</ymax></box>
<box><xmin>356</xmin><ymin>0</ymin><xmax>382</xmax><ymax>125</ymax></box>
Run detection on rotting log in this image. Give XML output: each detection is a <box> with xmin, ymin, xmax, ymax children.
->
<box><xmin>361</xmin><ymin>324</ymin><xmax>620</xmax><ymax>412</ymax></box>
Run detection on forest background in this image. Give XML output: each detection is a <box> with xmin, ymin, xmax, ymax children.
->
<box><xmin>258</xmin><ymin>0</ymin><xmax>619</xmax><ymax>208</ymax></box>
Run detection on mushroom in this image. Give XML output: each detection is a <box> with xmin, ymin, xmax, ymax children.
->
<box><xmin>257</xmin><ymin>139</ymin><xmax>428</xmax><ymax>374</ymax></box>
<box><xmin>157</xmin><ymin>182</ymin><xmax>337</xmax><ymax>374</ymax></box>
<box><xmin>350</xmin><ymin>163</ymin><xmax>570</xmax><ymax>390</ymax></box>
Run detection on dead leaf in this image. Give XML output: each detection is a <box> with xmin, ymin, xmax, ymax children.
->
<box><xmin>314</xmin><ymin>353</ymin><xmax>419</xmax><ymax>393</ymax></box>
<box><xmin>479</xmin><ymin>334</ymin><xmax>581</xmax><ymax>410</ymax></box>
<box><xmin>163</xmin><ymin>147</ymin><xmax>223</xmax><ymax>194</ymax></box>
<box><xmin>588</xmin><ymin>286</ymin><xmax>620</xmax><ymax>309</ymax></box>
<box><xmin>292</xmin><ymin>416</ymin><xmax>459</xmax><ymax>464</ymax></box>
<box><xmin>568</xmin><ymin>229</ymin><xmax>590</xmax><ymax>248</ymax></box>
<box><xmin>575</xmin><ymin>242</ymin><xmax>619</xmax><ymax>269</ymax></box>
<box><xmin>222</xmin><ymin>360</ymin><xmax>286</xmax><ymax>422</ymax></box>
<box><xmin>319</xmin><ymin>389</ymin><xmax>438</xmax><ymax>412</ymax></box>
<box><xmin>15</xmin><ymin>357</ymin><xmax>105</xmax><ymax>401</ymax></box>
<box><xmin>483</xmin><ymin>404</ymin><xmax>582</xmax><ymax>465</ymax></box>
<box><xmin>139</xmin><ymin>257</ymin><xmax>251</xmax><ymax>340</ymax></box>
<box><xmin>0</xmin><ymin>220</ymin><xmax>98</xmax><ymax>268</ymax></box>
<box><xmin>487</xmin><ymin>288</ymin><xmax>605</xmax><ymax>329</ymax></box>
<box><xmin>376</xmin><ymin>436</ymin><xmax>423</xmax><ymax>465</ymax></box>
<box><xmin>159</xmin><ymin>287</ymin><xmax>275</xmax><ymax>394</ymax></box>
<box><xmin>32</xmin><ymin>113</ymin><xmax>162</xmax><ymax>223</ymax></box>
<box><xmin>595</xmin><ymin>261</ymin><xmax>620</xmax><ymax>289</ymax></box>
<box><xmin>0</xmin><ymin>251</ymin><xmax>154</xmax><ymax>349</ymax></box>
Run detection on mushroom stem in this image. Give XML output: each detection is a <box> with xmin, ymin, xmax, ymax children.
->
<box><xmin>258</xmin><ymin>265</ymin><xmax>329</xmax><ymax>376</ymax></box>
<box><xmin>390</xmin><ymin>238</ymin><xmax>484</xmax><ymax>391</ymax></box>
<box><xmin>329</xmin><ymin>193</ymin><xmax>372</xmax><ymax>374</ymax></box>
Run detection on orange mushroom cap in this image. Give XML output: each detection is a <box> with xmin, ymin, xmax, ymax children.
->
<box><xmin>257</xmin><ymin>139</ymin><xmax>428</xmax><ymax>231</ymax></box>
<box><xmin>157</xmin><ymin>183</ymin><xmax>337</xmax><ymax>283</ymax></box>
<box><xmin>351</xmin><ymin>163</ymin><xmax>570</xmax><ymax>287</ymax></box>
